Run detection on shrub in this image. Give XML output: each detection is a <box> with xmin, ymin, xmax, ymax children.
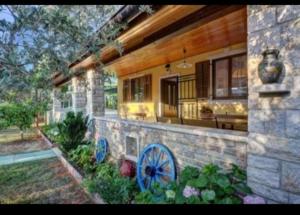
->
<box><xmin>135</xmin><ymin>163</ymin><xmax>252</xmax><ymax>204</ymax></box>
<box><xmin>68</xmin><ymin>143</ymin><xmax>96</xmax><ymax>174</ymax></box>
<box><xmin>57</xmin><ymin>111</ymin><xmax>88</xmax><ymax>152</ymax></box>
<box><xmin>84</xmin><ymin>163</ymin><xmax>138</xmax><ymax>204</ymax></box>
<box><xmin>0</xmin><ymin>103</ymin><xmax>34</xmax><ymax>139</ymax></box>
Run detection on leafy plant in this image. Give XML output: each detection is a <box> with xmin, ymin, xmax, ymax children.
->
<box><xmin>135</xmin><ymin>163</ymin><xmax>252</xmax><ymax>204</ymax></box>
<box><xmin>0</xmin><ymin>103</ymin><xmax>34</xmax><ymax>139</ymax></box>
<box><xmin>68</xmin><ymin>143</ymin><xmax>96</xmax><ymax>174</ymax></box>
<box><xmin>200</xmin><ymin>106</ymin><xmax>213</xmax><ymax>114</ymax></box>
<box><xmin>57</xmin><ymin>111</ymin><xmax>88</xmax><ymax>152</ymax></box>
<box><xmin>84</xmin><ymin>162</ymin><xmax>139</xmax><ymax>204</ymax></box>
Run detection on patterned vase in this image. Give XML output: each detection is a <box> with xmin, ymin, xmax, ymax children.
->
<box><xmin>258</xmin><ymin>48</ymin><xmax>283</xmax><ymax>84</ymax></box>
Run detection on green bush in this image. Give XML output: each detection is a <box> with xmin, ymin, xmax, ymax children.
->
<box><xmin>57</xmin><ymin>111</ymin><xmax>88</xmax><ymax>152</ymax></box>
<box><xmin>41</xmin><ymin>123</ymin><xmax>64</xmax><ymax>144</ymax></box>
<box><xmin>68</xmin><ymin>143</ymin><xmax>96</xmax><ymax>174</ymax></box>
<box><xmin>84</xmin><ymin>163</ymin><xmax>139</xmax><ymax>204</ymax></box>
<box><xmin>135</xmin><ymin>163</ymin><xmax>252</xmax><ymax>204</ymax></box>
<box><xmin>0</xmin><ymin>103</ymin><xmax>34</xmax><ymax>139</ymax></box>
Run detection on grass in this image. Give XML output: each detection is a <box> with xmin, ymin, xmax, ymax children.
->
<box><xmin>0</xmin><ymin>126</ymin><xmax>39</xmax><ymax>144</ymax></box>
<box><xmin>0</xmin><ymin>157</ymin><xmax>94</xmax><ymax>204</ymax></box>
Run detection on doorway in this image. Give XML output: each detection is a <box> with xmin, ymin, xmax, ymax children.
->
<box><xmin>160</xmin><ymin>76</ymin><xmax>179</xmax><ymax>117</ymax></box>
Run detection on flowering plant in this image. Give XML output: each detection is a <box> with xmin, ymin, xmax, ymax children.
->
<box><xmin>183</xmin><ymin>185</ymin><xmax>200</xmax><ymax>198</ymax></box>
<box><xmin>243</xmin><ymin>195</ymin><xmax>265</xmax><ymax>204</ymax></box>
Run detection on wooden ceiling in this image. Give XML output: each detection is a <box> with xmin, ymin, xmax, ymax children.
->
<box><xmin>53</xmin><ymin>5</ymin><xmax>247</xmax><ymax>86</ymax></box>
<box><xmin>106</xmin><ymin>6</ymin><xmax>247</xmax><ymax>77</ymax></box>
<box><xmin>71</xmin><ymin>5</ymin><xmax>204</xmax><ymax>71</ymax></box>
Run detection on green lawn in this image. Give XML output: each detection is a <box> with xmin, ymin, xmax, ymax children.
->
<box><xmin>0</xmin><ymin>127</ymin><xmax>39</xmax><ymax>144</ymax></box>
<box><xmin>0</xmin><ymin>157</ymin><xmax>93</xmax><ymax>204</ymax></box>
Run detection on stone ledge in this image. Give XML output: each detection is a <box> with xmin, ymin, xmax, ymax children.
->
<box><xmin>253</xmin><ymin>84</ymin><xmax>290</xmax><ymax>96</ymax></box>
<box><xmin>95</xmin><ymin>116</ymin><xmax>248</xmax><ymax>143</ymax></box>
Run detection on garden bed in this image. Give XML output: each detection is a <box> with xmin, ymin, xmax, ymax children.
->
<box><xmin>40</xmin><ymin>112</ymin><xmax>258</xmax><ymax>204</ymax></box>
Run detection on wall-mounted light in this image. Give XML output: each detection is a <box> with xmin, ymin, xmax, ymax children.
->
<box><xmin>165</xmin><ymin>63</ymin><xmax>171</xmax><ymax>74</ymax></box>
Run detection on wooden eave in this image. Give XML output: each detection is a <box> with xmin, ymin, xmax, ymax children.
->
<box><xmin>53</xmin><ymin>5</ymin><xmax>205</xmax><ymax>86</ymax></box>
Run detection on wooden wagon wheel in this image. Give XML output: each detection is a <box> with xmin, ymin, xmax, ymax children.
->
<box><xmin>137</xmin><ymin>143</ymin><xmax>176</xmax><ymax>191</ymax></box>
<box><xmin>95</xmin><ymin>138</ymin><xmax>108</xmax><ymax>163</ymax></box>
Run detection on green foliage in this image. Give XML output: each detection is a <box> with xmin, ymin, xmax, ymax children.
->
<box><xmin>134</xmin><ymin>163</ymin><xmax>251</xmax><ymax>204</ymax></box>
<box><xmin>41</xmin><ymin>123</ymin><xmax>63</xmax><ymax>143</ymax></box>
<box><xmin>0</xmin><ymin>103</ymin><xmax>34</xmax><ymax>138</ymax></box>
<box><xmin>57</xmin><ymin>111</ymin><xmax>88</xmax><ymax>152</ymax></box>
<box><xmin>68</xmin><ymin>143</ymin><xmax>96</xmax><ymax>174</ymax></box>
<box><xmin>84</xmin><ymin>162</ymin><xmax>138</xmax><ymax>204</ymax></box>
<box><xmin>179</xmin><ymin>166</ymin><xmax>200</xmax><ymax>184</ymax></box>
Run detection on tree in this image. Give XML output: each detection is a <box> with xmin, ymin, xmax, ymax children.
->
<box><xmin>0</xmin><ymin>103</ymin><xmax>34</xmax><ymax>139</ymax></box>
<box><xmin>0</xmin><ymin>5</ymin><xmax>153</xmax><ymax>104</ymax></box>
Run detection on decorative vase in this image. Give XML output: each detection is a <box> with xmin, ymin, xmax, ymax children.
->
<box><xmin>258</xmin><ymin>48</ymin><xmax>283</xmax><ymax>84</ymax></box>
<box><xmin>120</xmin><ymin>159</ymin><xmax>136</xmax><ymax>177</ymax></box>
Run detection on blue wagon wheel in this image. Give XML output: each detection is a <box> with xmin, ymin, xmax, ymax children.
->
<box><xmin>95</xmin><ymin>138</ymin><xmax>108</xmax><ymax>163</ymax></box>
<box><xmin>137</xmin><ymin>143</ymin><xmax>176</xmax><ymax>192</ymax></box>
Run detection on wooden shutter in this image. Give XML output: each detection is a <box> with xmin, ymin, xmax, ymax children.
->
<box><xmin>144</xmin><ymin>74</ymin><xmax>152</xmax><ymax>101</ymax></box>
<box><xmin>131</xmin><ymin>78</ymin><xmax>136</xmax><ymax>102</ymax></box>
<box><xmin>123</xmin><ymin>79</ymin><xmax>130</xmax><ymax>102</ymax></box>
<box><xmin>196</xmin><ymin>60</ymin><xmax>210</xmax><ymax>98</ymax></box>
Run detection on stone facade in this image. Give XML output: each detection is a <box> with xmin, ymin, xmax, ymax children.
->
<box><xmin>49</xmin><ymin>5</ymin><xmax>300</xmax><ymax>204</ymax></box>
<box><xmin>71</xmin><ymin>75</ymin><xmax>87</xmax><ymax>116</ymax></box>
<box><xmin>247</xmin><ymin>5</ymin><xmax>300</xmax><ymax>203</ymax></box>
<box><xmin>95</xmin><ymin>117</ymin><xmax>248</xmax><ymax>173</ymax></box>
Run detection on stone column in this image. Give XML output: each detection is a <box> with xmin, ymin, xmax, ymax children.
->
<box><xmin>247</xmin><ymin>5</ymin><xmax>300</xmax><ymax>203</ymax></box>
<box><xmin>71</xmin><ymin>75</ymin><xmax>87</xmax><ymax>116</ymax></box>
<box><xmin>86</xmin><ymin>66</ymin><xmax>105</xmax><ymax>141</ymax></box>
<box><xmin>86</xmin><ymin>66</ymin><xmax>105</xmax><ymax>118</ymax></box>
<box><xmin>52</xmin><ymin>88</ymin><xmax>62</xmax><ymax>122</ymax></box>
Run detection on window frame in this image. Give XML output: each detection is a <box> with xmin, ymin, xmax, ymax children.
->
<box><xmin>123</xmin><ymin>74</ymin><xmax>152</xmax><ymax>103</ymax></box>
<box><xmin>124</xmin><ymin>133</ymin><xmax>140</xmax><ymax>162</ymax></box>
<box><xmin>212</xmin><ymin>53</ymin><xmax>247</xmax><ymax>100</ymax></box>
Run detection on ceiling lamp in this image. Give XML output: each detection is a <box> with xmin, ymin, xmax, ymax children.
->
<box><xmin>176</xmin><ymin>48</ymin><xmax>192</xmax><ymax>69</ymax></box>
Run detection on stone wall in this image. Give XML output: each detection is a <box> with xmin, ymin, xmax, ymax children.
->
<box><xmin>95</xmin><ymin>117</ymin><xmax>248</xmax><ymax>173</ymax></box>
<box><xmin>247</xmin><ymin>5</ymin><xmax>300</xmax><ymax>203</ymax></box>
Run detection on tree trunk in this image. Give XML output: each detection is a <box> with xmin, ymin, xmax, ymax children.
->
<box><xmin>20</xmin><ymin>130</ymin><xmax>24</xmax><ymax>140</ymax></box>
<box><xmin>35</xmin><ymin>88</ymin><xmax>39</xmax><ymax>128</ymax></box>
<box><xmin>36</xmin><ymin>116</ymin><xmax>39</xmax><ymax>128</ymax></box>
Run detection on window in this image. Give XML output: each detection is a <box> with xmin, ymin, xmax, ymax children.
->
<box><xmin>123</xmin><ymin>74</ymin><xmax>152</xmax><ymax>102</ymax></box>
<box><xmin>213</xmin><ymin>53</ymin><xmax>247</xmax><ymax>99</ymax></box>
<box><xmin>125</xmin><ymin>135</ymin><xmax>139</xmax><ymax>161</ymax></box>
<box><xmin>61</xmin><ymin>97</ymin><xmax>72</xmax><ymax>109</ymax></box>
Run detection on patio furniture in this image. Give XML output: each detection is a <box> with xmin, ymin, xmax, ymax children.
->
<box><xmin>182</xmin><ymin>118</ymin><xmax>219</xmax><ymax>129</ymax></box>
<box><xmin>133</xmin><ymin>112</ymin><xmax>147</xmax><ymax>120</ymax></box>
<box><xmin>156</xmin><ymin>116</ymin><xmax>183</xmax><ymax>124</ymax></box>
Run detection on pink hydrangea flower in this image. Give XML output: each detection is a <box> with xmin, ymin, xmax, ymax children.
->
<box><xmin>183</xmin><ymin>185</ymin><xmax>200</xmax><ymax>198</ymax></box>
<box><xmin>243</xmin><ymin>195</ymin><xmax>266</xmax><ymax>204</ymax></box>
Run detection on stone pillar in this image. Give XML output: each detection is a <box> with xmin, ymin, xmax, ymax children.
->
<box><xmin>247</xmin><ymin>5</ymin><xmax>300</xmax><ymax>203</ymax></box>
<box><xmin>52</xmin><ymin>88</ymin><xmax>62</xmax><ymax>122</ymax></box>
<box><xmin>86</xmin><ymin>66</ymin><xmax>105</xmax><ymax>118</ymax></box>
<box><xmin>86</xmin><ymin>66</ymin><xmax>105</xmax><ymax>141</ymax></box>
<box><xmin>71</xmin><ymin>75</ymin><xmax>87</xmax><ymax>116</ymax></box>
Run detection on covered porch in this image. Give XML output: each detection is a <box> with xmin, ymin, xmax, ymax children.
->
<box><xmin>105</xmin><ymin>5</ymin><xmax>248</xmax><ymax>131</ymax></box>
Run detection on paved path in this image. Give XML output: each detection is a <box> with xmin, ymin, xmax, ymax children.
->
<box><xmin>0</xmin><ymin>149</ymin><xmax>57</xmax><ymax>166</ymax></box>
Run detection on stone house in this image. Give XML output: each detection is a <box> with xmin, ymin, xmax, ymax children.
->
<box><xmin>51</xmin><ymin>5</ymin><xmax>300</xmax><ymax>203</ymax></box>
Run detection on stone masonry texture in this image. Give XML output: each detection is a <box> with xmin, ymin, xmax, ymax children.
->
<box><xmin>247</xmin><ymin>5</ymin><xmax>300</xmax><ymax>203</ymax></box>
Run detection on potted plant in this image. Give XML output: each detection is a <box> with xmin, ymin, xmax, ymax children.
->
<box><xmin>200</xmin><ymin>106</ymin><xmax>214</xmax><ymax>119</ymax></box>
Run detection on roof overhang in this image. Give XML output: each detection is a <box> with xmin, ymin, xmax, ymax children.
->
<box><xmin>53</xmin><ymin>5</ymin><xmax>205</xmax><ymax>86</ymax></box>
